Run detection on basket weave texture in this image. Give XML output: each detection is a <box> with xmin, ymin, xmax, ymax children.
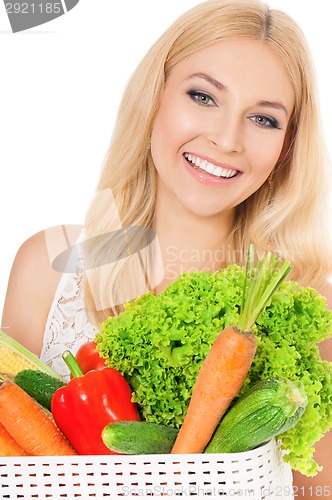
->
<box><xmin>0</xmin><ymin>438</ymin><xmax>293</xmax><ymax>499</ymax></box>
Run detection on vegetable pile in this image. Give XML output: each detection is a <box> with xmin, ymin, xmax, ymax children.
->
<box><xmin>96</xmin><ymin>265</ymin><xmax>332</xmax><ymax>476</ymax></box>
<box><xmin>1</xmin><ymin>247</ymin><xmax>332</xmax><ymax>479</ymax></box>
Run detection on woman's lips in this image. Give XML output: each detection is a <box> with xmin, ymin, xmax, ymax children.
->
<box><xmin>183</xmin><ymin>152</ymin><xmax>241</xmax><ymax>184</ymax></box>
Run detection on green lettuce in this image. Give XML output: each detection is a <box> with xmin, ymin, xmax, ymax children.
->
<box><xmin>96</xmin><ymin>266</ymin><xmax>332</xmax><ymax>476</ymax></box>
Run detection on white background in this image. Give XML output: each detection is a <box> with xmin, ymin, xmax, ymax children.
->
<box><xmin>0</xmin><ymin>0</ymin><xmax>331</xmax><ymax>314</ymax></box>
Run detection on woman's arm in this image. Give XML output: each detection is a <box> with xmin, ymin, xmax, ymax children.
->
<box><xmin>1</xmin><ymin>225</ymin><xmax>82</xmax><ymax>356</ymax></box>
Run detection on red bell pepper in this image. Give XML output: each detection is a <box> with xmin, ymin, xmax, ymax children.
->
<box><xmin>51</xmin><ymin>351</ymin><xmax>140</xmax><ymax>455</ymax></box>
<box><xmin>75</xmin><ymin>340</ymin><xmax>108</xmax><ymax>373</ymax></box>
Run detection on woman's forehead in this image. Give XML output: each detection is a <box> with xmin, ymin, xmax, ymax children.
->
<box><xmin>165</xmin><ymin>39</ymin><xmax>295</xmax><ymax>112</ymax></box>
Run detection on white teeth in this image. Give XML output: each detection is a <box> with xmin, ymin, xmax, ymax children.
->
<box><xmin>205</xmin><ymin>163</ymin><xmax>214</xmax><ymax>174</ymax></box>
<box><xmin>184</xmin><ymin>153</ymin><xmax>238</xmax><ymax>179</ymax></box>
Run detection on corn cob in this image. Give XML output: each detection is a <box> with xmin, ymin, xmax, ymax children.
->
<box><xmin>0</xmin><ymin>330</ymin><xmax>65</xmax><ymax>381</ymax></box>
<box><xmin>0</xmin><ymin>345</ymin><xmax>37</xmax><ymax>375</ymax></box>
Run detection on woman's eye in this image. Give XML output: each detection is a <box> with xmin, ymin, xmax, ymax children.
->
<box><xmin>250</xmin><ymin>115</ymin><xmax>281</xmax><ymax>129</ymax></box>
<box><xmin>187</xmin><ymin>89</ymin><xmax>215</xmax><ymax>106</ymax></box>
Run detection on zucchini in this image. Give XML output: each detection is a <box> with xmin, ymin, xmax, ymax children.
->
<box><xmin>204</xmin><ymin>377</ymin><xmax>307</xmax><ymax>453</ymax></box>
<box><xmin>14</xmin><ymin>369</ymin><xmax>66</xmax><ymax>410</ymax></box>
<box><xmin>102</xmin><ymin>421</ymin><xmax>178</xmax><ymax>454</ymax></box>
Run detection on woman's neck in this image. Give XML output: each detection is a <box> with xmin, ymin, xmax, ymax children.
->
<box><xmin>152</xmin><ymin>199</ymin><xmax>234</xmax><ymax>293</ymax></box>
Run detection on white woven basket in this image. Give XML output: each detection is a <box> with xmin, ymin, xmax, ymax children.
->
<box><xmin>1</xmin><ymin>438</ymin><xmax>293</xmax><ymax>499</ymax></box>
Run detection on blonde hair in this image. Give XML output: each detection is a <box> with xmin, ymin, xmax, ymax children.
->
<box><xmin>83</xmin><ymin>0</ymin><xmax>332</xmax><ymax>325</ymax></box>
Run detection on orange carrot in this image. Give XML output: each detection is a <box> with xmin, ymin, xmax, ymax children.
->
<box><xmin>0</xmin><ymin>422</ymin><xmax>27</xmax><ymax>456</ymax></box>
<box><xmin>171</xmin><ymin>325</ymin><xmax>256</xmax><ymax>453</ymax></box>
<box><xmin>0</xmin><ymin>381</ymin><xmax>77</xmax><ymax>456</ymax></box>
<box><xmin>171</xmin><ymin>245</ymin><xmax>292</xmax><ymax>454</ymax></box>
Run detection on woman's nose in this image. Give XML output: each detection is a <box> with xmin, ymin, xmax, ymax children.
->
<box><xmin>206</xmin><ymin>116</ymin><xmax>244</xmax><ymax>154</ymax></box>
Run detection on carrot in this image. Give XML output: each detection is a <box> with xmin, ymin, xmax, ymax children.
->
<box><xmin>171</xmin><ymin>326</ymin><xmax>256</xmax><ymax>454</ymax></box>
<box><xmin>171</xmin><ymin>245</ymin><xmax>292</xmax><ymax>454</ymax></box>
<box><xmin>0</xmin><ymin>380</ymin><xmax>77</xmax><ymax>456</ymax></box>
<box><xmin>0</xmin><ymin>422</ymin><xmax>27</xmax><ymax>456</ymax></box>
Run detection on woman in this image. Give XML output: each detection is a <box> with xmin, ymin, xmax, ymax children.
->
<box><xmin>2</xmin><ymin>0</ymin><xmax>332</xmax><ymax>494</ymax></box>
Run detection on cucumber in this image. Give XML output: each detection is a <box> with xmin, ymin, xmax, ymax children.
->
<box><xmin>204</xmin><ymin>377</ymin><xmax>307</xmax><ymax>454</ymax></box>
<box><xmin>14</xmin><ymin>369</ymin><xmax>66</xmax><ymax>410</ymax></box>
<box><xmin>102</xmin><ymin>421</ymin><xmax>178</xmax><ymax>454</ymax></box>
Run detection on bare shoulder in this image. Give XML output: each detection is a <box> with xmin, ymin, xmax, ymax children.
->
<box><xmin>1</xmin><ymin>224</ymin><xmax>82</xmax><ymax>356</ymax></box>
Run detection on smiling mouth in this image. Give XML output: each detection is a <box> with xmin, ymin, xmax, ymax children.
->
<box><xmin>184</xmin><ymin>153</ymin><xmax>238</xmax><ymax>179</ymax></box>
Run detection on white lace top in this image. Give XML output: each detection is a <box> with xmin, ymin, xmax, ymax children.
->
<box><xmin>40</xmin><ymin>259</ymin><xmax>98</xmax><ymax>381</ymax></box>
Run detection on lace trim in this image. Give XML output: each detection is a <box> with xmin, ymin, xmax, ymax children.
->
<box><xmin>40</xmin><ymin>257</ymin><xmax>98</xmax><ymax>381</ymax></box>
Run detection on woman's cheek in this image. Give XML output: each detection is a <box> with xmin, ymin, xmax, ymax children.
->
<box><xmin>249</xmin><ymin>137</ymin><xmax>285</xmax><ymax>174</ymax></box>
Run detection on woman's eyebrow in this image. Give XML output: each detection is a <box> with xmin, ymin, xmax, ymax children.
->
<box><xmin>186</xmin><ymin>72</ymin><xmax>227</xmax><ymax>91</ymax></box>
<box><xmin>257</xmin><ymin>100</ymin><xmax>288</xmax><ymax>116</ymax></box>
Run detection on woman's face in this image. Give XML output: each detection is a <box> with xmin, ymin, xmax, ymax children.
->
<box><xmin>150</xmin><ymin>39</ymin><xmax>295</xmax><ymax>219</ymax></box>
